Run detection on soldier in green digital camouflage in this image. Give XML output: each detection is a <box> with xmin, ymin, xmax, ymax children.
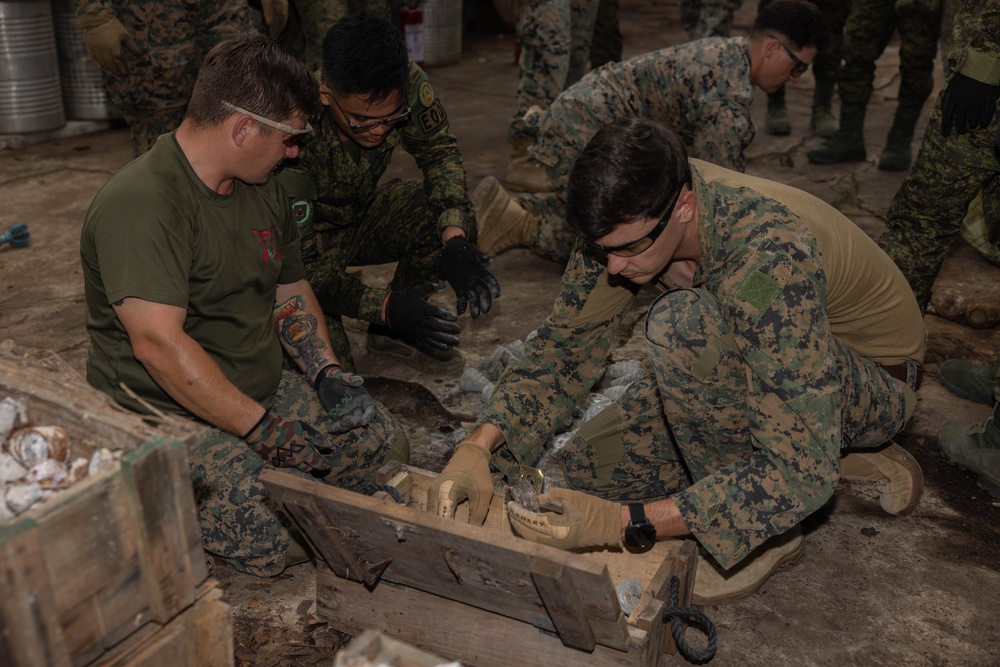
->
<box><xmin>806</xmin><ymin>0</ymin><xmax>943</xmax><ymax>170</ymax></box>
<box><xmin>75</xmin><ymin>0</ymin><xmax>255</xmax><ymax>157</ymax></box>
<box><xmin>81</xmin><ymin>36</ymin><xmax>408</xmax><ymax>576</ymax></box>
<box><xmin>277</xmin><ymin>15</ymin><xmax>500</xmax><ymax>376</ymax></box>
<box><xmin>428</xmin><ymin>118</ymin><xmax>925</xmax><ymax>605</ymax></box>
<box><xmin>877</xmin><ymin>0</ymin><xmax>999</xmax><ymax>312</ymax></box>
<box><xmin>488</xmin><ymin>0</ymin><xmax>828</xmax><ymax>264</ymax></box>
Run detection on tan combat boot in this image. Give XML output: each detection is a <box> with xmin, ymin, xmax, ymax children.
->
<box><xmin>471</xmin><ymin>176</ymin><xmax>539</xmax><ymax>257</ymax></box>
<box><xmin>506</xmin><ymin>137</ymin><xmax>555</xmax><ymax>193</ymax></box>
<box><xmin>693</xmin><ymin>525</ymin><xmax>804</xmax><ymax>606</ymax></box>
<box><xmin>839</xmin><ymin>442</ymin><xmax>923</xmax><ymax>515</ymax></box>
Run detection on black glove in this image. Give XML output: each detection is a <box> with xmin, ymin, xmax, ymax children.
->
<box><xmin>315</xmin><ymin>364</ymin><xmax>376</xmax><ymax>434</ymax></box>
<box><xmin>441</xmin><ymin>236</ymin><xmax>502</xmax><ymax>318</ymax></box>
<box><xmin>941</xmin><ymin>72</ymin><xmax>1000</xmax><ymax>137</ymax></box>
<box><xmin>385</xmin><ymin>282</ymin><xmax>461</xmax><ymax>350</ymax></box>
<box><xmin>241</xmin><ymin>409</ymin><xmax>332</xmax><ymax>478</ymax></box>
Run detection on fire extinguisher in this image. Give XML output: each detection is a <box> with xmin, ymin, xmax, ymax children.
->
<box><xmin>400</xmin><ymin>3</ymin><xmax>425</xmax><ymax>69</ymax></box>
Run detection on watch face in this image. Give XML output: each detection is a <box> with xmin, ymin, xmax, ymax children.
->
<box><xmin>625</xmin><ymin>522</ymin><xmax>656</xmax><ymax>553</ymax></box>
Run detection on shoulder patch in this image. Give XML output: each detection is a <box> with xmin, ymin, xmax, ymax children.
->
<box><xmin>416</xmin><ymin>98</ymin><xmax>447</xmax><ymax>134</ymax></box>
<box><xmin>418</xmin><ymin>81</ymin><xmax>435</xmax><ymax>107</ymax></box>
<box><xmin>736</xmin><ymin>270</ymin><xmax>780</xmax><ymax>311</ymax></box>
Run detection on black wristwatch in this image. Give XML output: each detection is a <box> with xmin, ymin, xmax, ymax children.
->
<box><xmin>624</xmin><ymin>503</ymin><xmax>656</xmax><ymax>553</ymax></box>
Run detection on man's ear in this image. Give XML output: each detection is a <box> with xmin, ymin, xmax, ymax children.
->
<box><xmin>319</xmin><ymin>84</ymin><xmax>332</xmax><ymax>107</ymax></box>
<box><xmin>231</xmin><ymin>114</ymin><xmax>253</xmax><ymax>147</ymax></box>
<box><xmin>675</xmin><ymin>189</ymin><xmax>697</xmax><ymax>224</ymax></box>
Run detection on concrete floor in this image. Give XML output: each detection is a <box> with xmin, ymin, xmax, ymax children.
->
<box><xmin>2</xmin><ymin>1</ymin><xmax>1000</xmax><ymax>665</ymax></box>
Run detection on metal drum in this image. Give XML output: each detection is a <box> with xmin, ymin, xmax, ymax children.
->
<box><xmin>0</xmin><ymin>0</ymin><xmax>65</xmax><ymax>133</ymax></box>
<box><xmin>423</xmin><ymin>0</ymin><xmax>462</xmax><ymax>67</ymax></box>
<box><xmin>52</xmin><ymin>0</ymin><xmax>118</xmax><ymax>121</ymax></box>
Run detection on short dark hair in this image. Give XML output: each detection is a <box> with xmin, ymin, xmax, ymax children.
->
<box><xmin>567</xmin><ymin>118</ymin><xmax>692</xmax><ymax>242</ymax></box>
<box><xmin>187</xmin><ymin>35</ymin><xmax>321</xmax><ymax>129</ymax></box>
<box><xmin>751</xmin><ymin>0</ymin><xmax>829</xmax><ymax>53</ymax></box>
<box><xmin>322</xmin><ymin>15</ymin><xmax>410</xmax><ymax>103</ymax></box>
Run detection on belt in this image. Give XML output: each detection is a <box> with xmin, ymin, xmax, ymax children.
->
<box><xmin>881</xmin><ymin>360</ymin><xmax>922</xmax><ymax>391</ymax></box>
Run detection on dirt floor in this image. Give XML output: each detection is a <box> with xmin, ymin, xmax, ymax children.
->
<box><xmin>2</xmin><ymin>1</ymin><xmax>1000</xmax><ymax>665</ymax></box>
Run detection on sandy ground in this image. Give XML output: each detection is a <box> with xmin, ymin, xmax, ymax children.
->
<box><xmin>2</xmin><ymin>1</ymin><xmax>1000</xmax><ymax>665</ymax></box>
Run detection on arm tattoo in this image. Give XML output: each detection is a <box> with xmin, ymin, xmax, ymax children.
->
<box><xmin>274</xmin><ymin>295</ymin><xmax>330</xmax><ymax>378</ymax></box>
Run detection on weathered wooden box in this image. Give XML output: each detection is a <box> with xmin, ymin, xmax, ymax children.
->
<box><xmin>0</xmin><ymin>355</ymin><xmax>230</xmax><ymax>666</ymax></box>
<box><xmin>264</xmin><ymin>461</ymin><xmax>698</xmax><ymax>667</ymax></box>
<box><xmin>334</xmin><ymin>629</ymin><xmax>452</xmax><ymax>667</ymax></box>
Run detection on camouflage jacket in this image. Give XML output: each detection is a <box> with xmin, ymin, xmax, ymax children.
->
<box><xmin>533</xmin><ymin>37</ymin><xmax>756</xmax><ymax>174</ymax></box>
<box><xmin>276</xmin><ymin>63</ymin><xmax>474</xmax><ymax>321</ymax></box>
<box><xmin>949</xmin><ymin>0</ymin><xmax>1000</xmax><ymax>85</ymax></box>
<box><xmin>479</xmin><ymin>159</ymin><xmax>924</xmax><ymax>563</ymax></box>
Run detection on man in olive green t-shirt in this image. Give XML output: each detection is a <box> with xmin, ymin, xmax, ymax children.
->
<box><xmin>80</xmin><ymin>35</ymin><xmax>408</xmax><ymax>577</ymax></box>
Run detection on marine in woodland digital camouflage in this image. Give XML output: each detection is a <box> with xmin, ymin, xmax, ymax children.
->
<box><xmin>190</xmin><ymin>370</ymin><xmax>407</xmax><ymax>576</ymax></box>
<box><xmin>878</xmin><ymin>0</ymin><xmax>1000</xmax><ymax>306</ymax></box>
<box><xmin>509</xmin><ymin>0</ymin><xmax>601</xmax><ymax>139</ymax></box>
<box><xmin>479</xmin><ymin>160</ymin><xmax>921</xmax><ymax>568</ymax></box>
<box><xmin>76</xmin><ymin>0</ymin><xmax>255</xmax><ymax>156</ymax></box>
<box><xmin>276</xmin><ymin>63</ymin><xmax>475</xmax><ymax>369</ymax></box>
<box><xmin>519</xmin><ymin>37</ymin><xmax>756</xmax><ymax>262</ymax></box>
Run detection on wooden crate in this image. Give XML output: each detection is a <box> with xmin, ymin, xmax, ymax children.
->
<box><xmin>0</xmin><ymin>355</ymin><xmax>222</xmax><ymax>666</ymax></box>
<box><xmin>263</xmin><ymin>461</ymin><xmax>698</xmax><ymax>667</ymax></box>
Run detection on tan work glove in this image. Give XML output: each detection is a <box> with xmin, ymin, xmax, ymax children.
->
<box><xmin>261</xmin><ymin>0</ymin><xmax>290</xmax><ymax>39</ymax></box>
<box><xmin>426</xmin><ymin>441</ymin><xmax>494</xmax><ymax>525</ymax></box>
<box><xmin>507</xmin><ymin>487</ymin><xmax>622</xmax><ymax>550</ymax></box>
<box><xmin>76</xmin><ymin>10</ymin><xmax>140</xmax><ymax>76</ymax></box>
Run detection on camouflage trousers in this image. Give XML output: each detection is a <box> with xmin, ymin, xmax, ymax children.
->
<box><xmin>561</xmin><ymin>288</ymin><xmax>913</xmax><ymax>508</ymax></box>
<box><xmin>509</xmin><ymin>0</ymin><xmax>601</xmax><ymax>139</ymax></box>
<box><xmin>278</xmin><ymin>0</ymin><xmax>391</xmax><ymax>71</ymax></box>
<box><xmin>100</xmin><ymin>0</ymin><xmax>255</xmax><ymax>156</ymax></box>
<box><xmin>307</xmin><ymin>179</ymin><xmax>457</xmax><ymax>371</ymax></box>
<box><xmin>517</xmin><ymin>187</ymin><xmax>575</xmax><ymax>263</ymax></box>
<box><xmin>589</xmin><ymin>0</ymin><xmax>622</xmax><ymax>69</ymax></box>
<box><xmin>878</xmin><ymin>100</ymin><xmax>1000</xmax><ymax>306</ymax></box>
<box><xmin>188</xmin><ymin>370</ymin><xmax>409</xmax><ymax>576</ymax></box>
<box><xmin>837</xmin><ymin>0</ymin><xmax>942</xmax><ymax>110</ymax></box>
<box><xmin>678</xmin><ymin>0</ymin><xmax>743</xmax><ymax>40</ymax></box>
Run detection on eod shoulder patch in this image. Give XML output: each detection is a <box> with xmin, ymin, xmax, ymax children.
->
<box><xmin>417</xmin><ymin>99</ymin><xmax>447</xmax><ymax>134</ymax></box>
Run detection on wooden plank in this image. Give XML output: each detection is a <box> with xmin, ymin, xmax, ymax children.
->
<box><xmin>0</xmin><ymin>519</ymin><xmax>72</xmax><ymax>667</ymax></box>
<box><xmin>122</xmin><ymin>437</ymin><xmax>206</xmax><ymax>623</ymax></box>
<box><xmin>262</xmin><ymin>469</ymin><xmax>630</xmax><ymax>648</ymax></box>
<box><xmin>530</xmin><ymin>558</ymin><xmax>596</xmax><ymax>651</ymax></box>
<box><xmin>34</xmin><ymin>468</ymin><xmax>149</xmax><ymax>665</ymax></box>
<box><xmin>317</xmin><ymin>564</ymin><xmax>648</xmax><ymax>667</ymax></box>
<box><xmin>282</xmin><ymin>495</ymin><xmax>367</xmax><ymax>582</ymax></box>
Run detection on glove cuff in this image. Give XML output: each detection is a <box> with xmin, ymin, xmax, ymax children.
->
<box><xmin>313</xmin><ymin>363</ymin><xmax>342</xmax><ymax>390</ymax></box>
<box><xmin>241</xmin><ymin>408</ymin><xmax>271</xmax><ymax>441</ymax></box>
<box><xmin>73</xmin><ymin>8</ymin><xmax>117</xmax><ymax>29</ymax></box>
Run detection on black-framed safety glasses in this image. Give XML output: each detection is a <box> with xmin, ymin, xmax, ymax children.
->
<box><xmin>587</xmin><ymin>190</ymin><xmax>682</xmax><ymax>258</ymax></box>
<box><xmin>766</xmin><ymin>33</ymin><xmax>809</xmax><ymax>77</ymax></box>
<box><xmin>327</xmin><ymin>91</ymin><xmax>411</xmax><ymax>133</ymax></box>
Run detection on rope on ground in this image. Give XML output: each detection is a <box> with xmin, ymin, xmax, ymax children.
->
<box><xmin>663</xmin><ymin>575</ymin><xmax>718</xmax><ymax>663</ymax></box>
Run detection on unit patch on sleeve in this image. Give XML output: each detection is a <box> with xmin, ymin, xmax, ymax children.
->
<box><xmin>417</xmin><ymin>98</ymin><xmax>447</xmax><ymax>134</ymax></box>
<box><xmin>418</xmin><ymin>81</ymin><xmax>435</xmax><ymax>107</ymax></box>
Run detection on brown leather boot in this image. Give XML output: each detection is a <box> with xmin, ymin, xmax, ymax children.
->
<box><xmin>839</xmin><ymin>442</ymin><xmax>923</xmax><ymax>515</ymax></box>
<box><xmin>471</xmin><ymin>176</ymin><xmax>539</xmax><ymax>257</ymax></box>
<box><xmin>693</xmin><ymin>526</ymin><xmax>804</xmax><ymax>606</ymax></box>
<box><xmin>506</xmin><ymin>137</ymin><xmax>554</xmax><ymax>193</ymax></box>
